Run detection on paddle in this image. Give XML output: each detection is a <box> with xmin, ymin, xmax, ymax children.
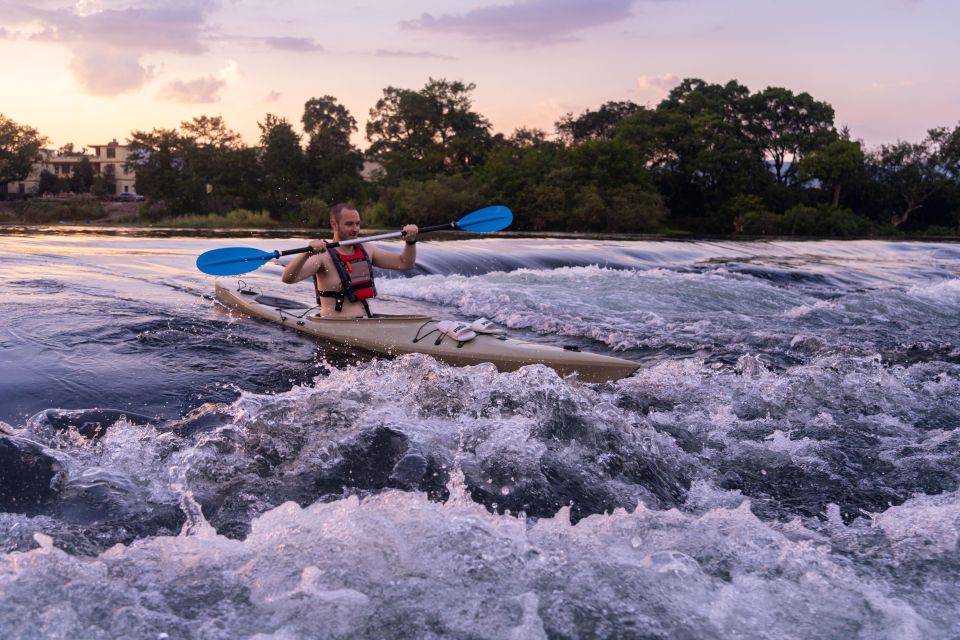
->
<box><xmin>196</xmin><ymin>205</ymin><xmax>513</xmax><ymax>276</ymax></box>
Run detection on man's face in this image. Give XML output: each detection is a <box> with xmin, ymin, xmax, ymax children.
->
<box><xmin>330</xmin><ymin>208</ymin><xmax>361</xmax><ymax>240</ymax></box>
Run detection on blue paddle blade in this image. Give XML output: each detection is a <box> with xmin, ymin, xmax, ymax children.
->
<box><xmin>196</xmin><ymin>247</ymin><xmax>277</xmax><ymax>276</ymax></box>
<box><xmin>455</xmin><ymin>206</ymin><xmax>513</xmax><ymax>233</ymax></box>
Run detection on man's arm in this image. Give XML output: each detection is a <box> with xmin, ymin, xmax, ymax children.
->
<box><xmin>369</xmin><ymin>224</ymin><xmax>418</xmax><ymax>270</ymax></box>
<box><xmin>281</xmin><ymin>240</ymin><xmax>326</xmax><ymax>284</ymax></box>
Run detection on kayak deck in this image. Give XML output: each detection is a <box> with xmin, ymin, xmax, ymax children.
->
<box><xmin>214</xmin><ymin>281</ymin><xmax>639</xmax><ymax>383</ymax></box>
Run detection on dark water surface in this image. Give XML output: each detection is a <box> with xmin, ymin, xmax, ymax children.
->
<box><xmin>1</xmin><ymin>229</ymin><xmax>958</xmax><ymax>639</ymax></box>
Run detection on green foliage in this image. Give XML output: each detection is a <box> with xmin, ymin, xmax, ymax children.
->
<box><xmin>782</xmin><ymin>205</ymin><xmax>873</xmax><ymax>236</ymax></box>
<box><xmin>730</xmin><ymin>194</ymin><xmax>775</xmax><ymax>233</ymax></box>
<box><xmin>555</xmin><ymin>101</ymin><xmax>641</xmax><ymax>144</ymax></box>
<box><xmin>129</xmin><ymin>116</ymin><xmax>252</xmax><ymax>216</ymax></box>
<box><xmin>745</xmin><ymin>87</ymin><xmax>837</xmax><ymax>184</ymax></box>
<box><xmin>366</xmin><ymin>78</ymin><xmax>492</xmax><ymax>181</ymax></box>
<box><xmin>137</xmin><ymin>200</ymin><xmax>171</xmax><ymax>223</ymax></box>
<box><xmin>371</xmin><ymin>174</ymin><xmax>484</xmax><ymax>227</ymax></box>
<box><xmin>258</xmin><ymin>113</ymin><xmax>306</xmax><ymax>215</ymax></box>
<box><xmin>735</xmin><ymin>200</ymin><xmax>874</xmax><ymax>236</ymax></box>
<box><xmin>471</xmin><ymin>134</ymin><xmax>565</xmax><ymax>229</ymax></box>
<box><xmin>11</xmin><ymin>196</ymin><xmax>106</xmax><ymax>223</ymax></box>
<box><xmin>604</xmin><ymin>186</ymin><xmax>668</xmax><ymax>232</ymax></box>
<box><xmin>70</xmin><ymin>157</ymin><xmax>95</xmax><ymax>193</ymax></box>
<box><xmin>867</xmin><ymin>126</ymin><xmax>960</xmax><ymax>228</ymax></box>
<box><xmin>303</xmin><ymin>96</ymin><xmax>356</xmax><ymax>148</ymax></box>
<box><xmin>102</xmin><ymin>164</ymin><xmax>117</xmax><ymax>195</ymax></box>
<box><xmin>567</xmin><ymin>139</ymin><xmax>652</xmax><ymax>190</ymax></box>
<box><xmin>0</xmin><ymin>114</ymin><xmax>47</xmax><ymax>191</ymax></box>
<box><xmin>800</xmin><ymin>138</ymin><xmax>865</xmax><ymax>207</ymax></box>
<box><xmin>295</xmin><ymin>197</ymin><xmax>330</xmax><ymax>228</ymax></box>
<box><xmin>90</xmin><ymin>176</ymin><xmax>108</xmax><ymax>197</ymax></box>
<box><xmin>614</xmin><ymin>78</ymin><xmax>774</xmax><ymax>229</ymax></box>
<box><xmin>38</xmin><ymin>170</ymin><xmax>59</xmax><ymax>195</ymax></box>
<box><xmin>301</xmin><ymin>96</ymin><xmax>364</xmax><ymax>202</ymax></box>
<box><xmin>150</xmin><ymin>209</ymin><xmax>278</xmax><ymax>228</ymax></box>
<box><xmin>128</xmin><ymin>127</ymin><xmax>195</xmax><ymax>212</ymax></box>
<box><xmin>7</xmin><ymin>78</ymin><xmax>960</xmax><ymax>236</ymax></box>
<box><xmin>735</xmin><ymin>210</ymin><xmax>784</xmax><ymax>235</ymax></box>
<box><xmin>473</xmin><ymin>135</ymin><xmax>665</xmax><ymax>232</ymax></box>
<box><xmin>920</xmin><ymin>224</ymin><xmax>959</xmax><ymax>236</ymax></box>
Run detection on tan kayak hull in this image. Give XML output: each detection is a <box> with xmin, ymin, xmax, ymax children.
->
<box><xmin>214</xmin><ymin>282</ymin><xmax>639</xmax><ymax>383</ymax></box>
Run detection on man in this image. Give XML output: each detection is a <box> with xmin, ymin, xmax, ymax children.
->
<box><xmin>281</xmin><ymin>203</ymin><xmax>418</xmax><ymax>317</ymax></box>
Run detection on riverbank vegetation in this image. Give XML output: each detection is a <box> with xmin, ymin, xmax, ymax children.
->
<box><xmin>3</xmin><ymin>78</ymin><xmax>959</xmax><ymax>236</ymax></box>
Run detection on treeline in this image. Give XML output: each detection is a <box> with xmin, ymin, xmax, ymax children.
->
<box><xmin>4</xmin><ymin>78</ymin><xmax>960</xmax><ymax>235</ymax></box>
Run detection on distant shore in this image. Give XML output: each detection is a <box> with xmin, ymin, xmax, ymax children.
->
<box><xmin>1</xmin><ymin>200</ymin><xmax>958</xmax><ymax>241</ymax></box>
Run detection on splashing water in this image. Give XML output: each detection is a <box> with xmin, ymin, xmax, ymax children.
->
<box><xmin>1</xmin><ymin>232</ymin><xmax>958</xmax><ymax>637</ymax></box>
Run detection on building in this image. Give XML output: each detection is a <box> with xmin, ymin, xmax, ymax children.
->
<box><xmin>3</xmin><ymin>139</ymin><xmax>137</xmax><ymax>197</ymax></box>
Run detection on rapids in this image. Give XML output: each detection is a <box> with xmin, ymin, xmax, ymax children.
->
<box><xmin>0</xmin><ymin>229</ymin><xmax>958</xmax><ymax>638</ymax></box>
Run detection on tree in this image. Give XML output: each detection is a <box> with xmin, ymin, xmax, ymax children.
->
<box><xmin>129</xmin><ymin>117</ymin><xmax>261</xmax><ymax>216</ymax></box>
<box><xmin>800</xmin><ymin>138</ymin><xmax>864</xmax><ymax>207</ymax></box>
<box><xmin>179</xmin><ymin>115</ymin><xmax>242</xmax><ymax>149</ymax></box>
<box><xmin>555</xmin><ymin>101</ymin><xmax>641</xmax><ymax>145</ymax></box>
<box><xmin>128</xmin><ymin>128</ymin><xmax>199</xmax><ymax>213</ymax></box>
<box><xmin>91</xmin><ymin>165</ymin><xmax>118</xmax><ymax>198</ymax></box>
<box><xmin>615</xmin><ymin>79</ymin><xmax>770</xmax><ymax>230</ymax></box>
<box><xmin>58</xmin><ymin>143</ymin><xmax>84</xmax><ymax>156</ymax></box>
<box><xmin>366</xmin><ymin>78</ymin><xmax>492</xmax><ymax>181</ymax></box>
<box><xmin>38</xmin><ymin>170</ymin><xmax>58</xmax><ymax>195</ymax></box>
<box><xmin>303</xmin><ymin>95</ymin><xmax>356</xmax><ymax>149</ymax></box>
<box><xmin>179</xmin><ymin>115</ymin><xmax>246</xmax><ymax>211</ymax></box>
<box><xmin>471</xmin><ymin>131</ymin><xmax>565</xmax><ymax>229</ymax></box>
<box><xmin>869</xmin><ymin>125</ymin><xmax>960</xmax><ymax>227</ymax></box>
<box><xmin>301</xmin><ymin>96</ymin><xmax>363</xmax><ymax>202</ymax></box>
<box><xmin>745</xmin><ymin>87</ymin><xmax>836</xmax><ymax>184</ymax></box>
<box><xmin>0</xmin><ymin>114</ymin><xmax>47</xmax><ymax>197</ymax></box>
<box><xmin>103</xmin><ymin>164</ymin><xmax>117</xmax><ymax>195</ymax></box>
<box><xmin>258</xmin><ymin>113</ymin><xmax>306</xmax><ymax>215</ymax></box>
<box><xmin>70</xmin><ymin>157</ymin><xmax>95</xmax><ymax>193</ymax></box>
<box><xmin>509</xmin><ymin>127</ymin><xmax>549</xmax><ymax>149</ymax></box>
<box><xmin>564</xmin><ymin>139</ymin><xmax>665</xmax><ymax>231</ymax></box>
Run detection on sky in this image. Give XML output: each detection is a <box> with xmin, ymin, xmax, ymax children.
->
<box><xmin>1</xmin><ymin>0</ymin><xmax>957</xmax><ymax>151</ymax></box>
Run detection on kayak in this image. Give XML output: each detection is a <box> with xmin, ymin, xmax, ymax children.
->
<box><xmin>214</xmin><ymin>281</ymin><xmax>640</xmax><ymax>383</ymax></box>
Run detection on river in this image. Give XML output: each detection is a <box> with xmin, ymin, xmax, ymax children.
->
<box><xmin>0</xmin><ymin>228</ymin><xmax>958</xmax><ymax>638</ymax></box>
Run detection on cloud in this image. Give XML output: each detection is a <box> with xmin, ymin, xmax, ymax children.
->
<box><xmin>636</xmin><ymin>73</ymin><xmax>679</xmax><ymax>93</ymax></box>
<box><xmin>400</xmin><ymin>0</ymin><xmax>634</xmax><ymax>44</ymax></box>
<box><xmin>29</xmin><ymin>2</ymin><xmax>214</xmax><ymax>55</ymax></box>
<box><xmin>69</xmin><ymin>47</ymin><xmax>158</xmax><ymax>94</ymax></box>
<box><xmin>158</xmin><ymin>75</ymin><xmax>226</xmax><ymax>103</ymax></box>
<box><xmin>374</xmin><ymin>49</ymin><xmax>456</xmax><ymax>61</ymax></box>
<box><xmin>868</xmin><ymin>80</ymin><xmax>916</xmax><ymax>91</ymax></box>
<box><xmin>218</xmin><ymin>59</ymin><xmax>240</xmax><ymax>84</ymax></box>
<box><xmin>4</xmin><ymin>1</ymin><xmax>218</xmax><ymax>95</ymax></box>
<box><xmin>265</xmin><ymin>90</ymin><xmax>282</xmax><ymax>102</ymax></box>
<box><xmin>74</xmin><ymin>0</ymin><xmax>103</xmax><ymax>18</ymax></box>
<box><xmin>262</xmin><ymin>36</ymin><xmax>323</xmax><ymax>52</ymax></box>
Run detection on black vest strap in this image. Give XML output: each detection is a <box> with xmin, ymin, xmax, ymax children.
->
<box><xmin>315</xmin><ymin>287</ymin><xmax>373</xmax><ymax>316</ymax></box>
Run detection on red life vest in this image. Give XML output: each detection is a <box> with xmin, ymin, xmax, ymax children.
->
<box><xmin>315</xmin><ymin>243</ymin><xmax>377</xmax><ymax>316</ymax></box>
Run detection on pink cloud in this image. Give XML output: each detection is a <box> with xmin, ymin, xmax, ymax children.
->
<box><xmin>400</xmin><ymin>0</ymin><xmax>634</xmax><ymax>44</ymax></box>
<box><xmin>158</xmin><ymin>75</ymin><xmax>226</xmax><ymax>103</ymax></box>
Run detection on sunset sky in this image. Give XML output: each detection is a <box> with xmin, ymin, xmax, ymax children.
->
<box><xmin>1</xmin><ymin>0</ymin><xmax>957</xmax><ymax>151</ymax></box>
